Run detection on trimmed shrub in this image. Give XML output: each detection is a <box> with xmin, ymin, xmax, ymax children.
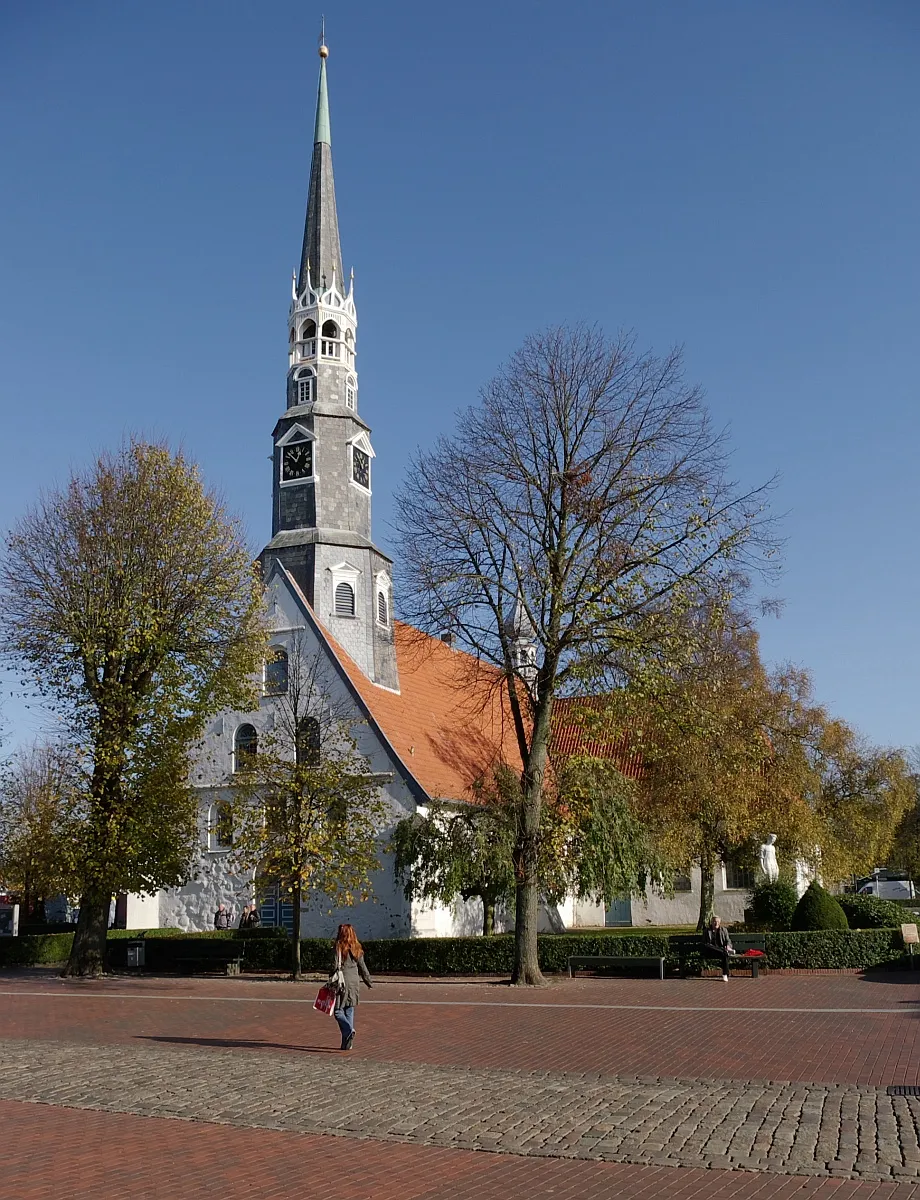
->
<box><xmin>838</xmin><ymin>893</ymin><xmax>905</xmax><ymax>930</ymax></box>
<box><xmin>0</xmin><ymin>933</ymin><xmax>73</xmax><ymax>966</ymax></box>
<box><xmin>791</xmin><ymin>883</ymin><xmax>849</xmax><ymax>931</ymax></box>
<box><xmin>749</xmin><ymin>880</ymin><xmax>799</xmax><ymax>931</ymax></box>
<box><xmin>764</xmin><ymin>929</ymin><xmax>903</xmax><ymax>970</ymax></box>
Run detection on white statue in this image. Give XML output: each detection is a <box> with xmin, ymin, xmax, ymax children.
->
<box><xmin>759</xmin><ymin>834</ymin><xmax>779</xmax><ymax>884</ymax></box>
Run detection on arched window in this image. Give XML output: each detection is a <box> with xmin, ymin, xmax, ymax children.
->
<box><xmin>377</xmin><ymin>589</ymin><xmax>388</xmax><ymax>626</ymax></box>
<box><xmin>209</xmin><ymin>802</ymin><xmax>233</xmax><ymax>850</ymax></box>
<box><xmin>345</xmin><ymin>377</ymin><xmax>356</xmax><ymax>409</ymax></box>
<box><xmin>264</xmin><ymin>648</ymin><xmax>288</xmax><ymax>694</ymax></box>
<box><xmin>297</xmin><ymin>371</ymin><xmax>314</xmax><ymax>406</ymax></box>
<box><xmin>234</xmin><ymin>723</ymin><xmax>258</xmax><ymax>772</ymax></box>
<box><xmin>301</xmin><ymin>319</ymin><xmax>316</xmax><ymax>340</ymax></box>
<box><xmin>321</xmin><ymin>320</ymin><xmax>340</xmax><ymax>359</ymax></box>
<box><xmin>334</xmin><ymin>581</ymin><xmax>355</xmax><ymax>617</ymax></box>
<box><xmin>296</xmin><ymin>716</ymin><xmax>321</xmax><ymax>766</ymax></box>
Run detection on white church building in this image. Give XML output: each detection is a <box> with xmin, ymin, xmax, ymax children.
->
<box><xmin>116</xmin><ymin>42</ymin><xmax>754</xmax><ymax>938</ymax></box>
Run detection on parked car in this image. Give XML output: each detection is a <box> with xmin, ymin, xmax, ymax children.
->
<box><xmin>858</xmin><ymin>878</ymin><xmax>915</xmax><ymax>900</ymax></box>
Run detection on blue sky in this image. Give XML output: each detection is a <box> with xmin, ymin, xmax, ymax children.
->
<box><xmin>1</xmin><ymin>1</ymin><xmax>918</xmax><ymax>748</ymax></box>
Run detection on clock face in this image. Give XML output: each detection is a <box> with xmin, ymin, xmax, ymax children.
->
<box><xmin>352</xmin><ymin>447</ymin><xmax>370</xmax><ymax>488</ymax></box>
<box><xmin>282</xmin><ymin>441</ymin><xmax>313</xmax><ymax>481</ymax></box>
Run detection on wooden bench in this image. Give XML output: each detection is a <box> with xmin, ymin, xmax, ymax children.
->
<box><xmin>568</xmin><ymin>954</ymin><xmax>666</xmax><ymax>980</ymax></box>
<box><xmin>678</xmin><ymin>933</ymin><xmax>767</xmax><ymax>979</ymax></box>
<box><xmin>172</xmin><ymin>943</ymin><xmax>243</xmax><ymax>977</ymax></box>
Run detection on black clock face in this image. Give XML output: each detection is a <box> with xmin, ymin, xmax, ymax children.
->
<box><xmin>282</xmin><ymin>441</ymin><xmax>313</xmax><ymax>481</ymax></box>
<box><xmin>352</xmin><ymin>447</ymin><xmax>370</xmax><ymax>488</ymax></box>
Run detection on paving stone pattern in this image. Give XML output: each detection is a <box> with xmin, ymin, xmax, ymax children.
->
<box><xmin>2</xmin><ymin>1036</ymin><xmax>920</xmax><ymax>1183</ymax></box>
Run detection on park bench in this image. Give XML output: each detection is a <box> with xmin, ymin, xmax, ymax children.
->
<box><xmin>678</xmin><ymin>933</ymin><xmax>767</xmax><ymax>979</ymax></box>
<box><xmin>568</xmin><ymin>954</ymin><xmax>666</xmax><ymax>980</ymax></box>
<box><xmin>171</xmin><ymin>942</ymin><xmax>244</xmax><ymax>977</ymax></box>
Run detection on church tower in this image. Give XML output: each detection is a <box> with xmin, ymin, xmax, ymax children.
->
<box><xmin>261</xmin><ymin>40</ymin><xmax>399</xmax><ymax>691</ymax></box>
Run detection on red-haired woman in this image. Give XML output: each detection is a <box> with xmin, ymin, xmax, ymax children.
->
<box><xmin>332</xmin><ymin>923</ymin><xmax>372</xmax><ymax>1051</ymax></box>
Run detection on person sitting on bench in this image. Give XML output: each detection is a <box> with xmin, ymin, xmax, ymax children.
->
<box><xmin>702</xmin><ymin>915</ymin><xmax>734</xmax><ymax>982</ymax></box>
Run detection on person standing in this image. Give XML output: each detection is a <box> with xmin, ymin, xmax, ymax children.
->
<box><xmin>214</xmin><ymin>903</ymin><xmax>232</xmax><ymax>930</ymax></box>
<box><xmin>331</xmin><ymin>923</ymin><xmax>372</xmax><ymax>1051</ymax></box>
<box><xmin>702</xmin><ymin>915</ymin><xmax>734</xmax><ymax>981</ymax></box>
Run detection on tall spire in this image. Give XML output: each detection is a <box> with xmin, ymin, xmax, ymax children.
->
<box><xmin>298</xmin><ymin>36</ymin><xmax>344</xmax><ymax>294</ymax></box>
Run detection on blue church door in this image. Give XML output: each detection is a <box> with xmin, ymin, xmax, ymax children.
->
<box><xmin>605</xmin><ymin>897</ymin><xmax>632</xmax><ymax>927</ymax></box>
<box><xmin>256</xmin><ymin>877</ymin><xmax>294</xmax><ymax>933</ymax></box>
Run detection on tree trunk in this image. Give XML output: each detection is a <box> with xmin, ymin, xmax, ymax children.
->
<box><xmin>697</xmin><ymin>853</ymin><xmax>716</xmax><ymax>931</ymax></box>
<box><xmin>63</xmin><ymin>886</ymin><xmax>110</xmax><ymax>976</ymax></box>
<box><xmin>291</xmin><ymin>879</ymin><xmax>302</xmax><ymax>980</ymax></box>
<box><xmin>482</xmin><ymin>896</ymin><xmax>495</xmax><ymax>937</ymax></box>
<box><xmin>511</xmin><ymin>863</ymin><xmax>543</xmax><ymax>984</ymax></box>
<box><xmin>510</xmin><ymin>695</ymin><xmax>553</xmax><ymax>987</ymax></box>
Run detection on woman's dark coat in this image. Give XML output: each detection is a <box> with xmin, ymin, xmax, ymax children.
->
<box><xmin>334</xmin><ymin>950</ymin><xmax>372</xmax><ymax>1008</ymax></box>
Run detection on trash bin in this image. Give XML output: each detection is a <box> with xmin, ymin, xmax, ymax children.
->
<box><xmin>125</xmin><ymin>939</ymin><xmax>145</xmax><ymax>968</ymax></box>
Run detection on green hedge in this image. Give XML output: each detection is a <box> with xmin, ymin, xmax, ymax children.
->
<box><xmin>837</xmin><ymin>894</ymin><xmax>906</xmax><ymax>930</ymax></box>
<box><xmin>0</xmin><ymin>926</ymin><xmax>910</xmax><ymax>972</ymax></box>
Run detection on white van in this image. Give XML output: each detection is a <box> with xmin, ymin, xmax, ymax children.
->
<box><xmin>858</xmin><ymin>878</ymin><xmax>915</xmax><ymax>900</ymax></box>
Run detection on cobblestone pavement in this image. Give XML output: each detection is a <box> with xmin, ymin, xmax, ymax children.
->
<box><xmin>6</xmin><ymin>1099</ymin><xmax>919</xmax><ymax>1200</ymax></box>
<box><xmin>3</xmin><ymin>1034</ymin><xmax>920</xmax><ymax>1183</ymax></box>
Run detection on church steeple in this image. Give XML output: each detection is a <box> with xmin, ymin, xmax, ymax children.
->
<box><xmin>261</xmin><ymin>37</ymin><xmax>399</xmax><ymax>693</ymax></box>
<box><xmin>298</xmin><ymin>40</ymin><xmax>344</xmax><ymax>296</ymax></box>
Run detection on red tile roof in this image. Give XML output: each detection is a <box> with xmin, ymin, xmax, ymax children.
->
<box><xmin>314</xmin><ymin>616</ymin><xmax>524</xmax><ymax>803</ymax></box>
<box><xmin>552</xmin><ymin>698</ymin><xmax>645</xmax><ymax>780</ymax></box>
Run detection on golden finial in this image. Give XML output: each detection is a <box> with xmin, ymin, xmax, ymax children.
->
<box><xmin>319</xmin><ymin>16</ymin><xmax>328</xmax><ymax>58</ymax></box>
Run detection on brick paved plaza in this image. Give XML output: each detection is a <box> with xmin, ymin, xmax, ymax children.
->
<box><xmin>2</xmin><ymin>968</ymin><xmax>920</xmax><ymax>1198</ymax></box>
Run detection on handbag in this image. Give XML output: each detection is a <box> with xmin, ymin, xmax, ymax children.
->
<box><xmin>329</xmin><ymin>950</ymin><xmax>346</xmax><ymax>997</ymax></box>
<box><xmin>313</xmin><ymin>983</ymin><xmax>337</xmax><ymax>1015</ymax></box>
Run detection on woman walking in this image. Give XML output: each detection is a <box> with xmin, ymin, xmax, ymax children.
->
<box><xmin>332</xmin><ymin>923</ymin><xmax>372</xmax><ymax>1051</ymax></box>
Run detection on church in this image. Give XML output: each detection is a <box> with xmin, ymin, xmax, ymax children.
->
<box><xmin>121</xmin><ymin>42</ymin><xmax>752</xmax><ymax>937</ymax></box>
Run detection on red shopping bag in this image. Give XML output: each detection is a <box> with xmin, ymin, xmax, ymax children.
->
<box><xmin>313</xmin><ymin>984</ymin><xmax>338</xmax><ymax>1015</ymax></box>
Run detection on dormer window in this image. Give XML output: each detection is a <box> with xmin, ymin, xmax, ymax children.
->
<box><xmin>345</xmin><ymin>377</ymin><xmax>356</xmax><ymax>410</ymax></box>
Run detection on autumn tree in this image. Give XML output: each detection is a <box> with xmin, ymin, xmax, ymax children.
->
<box><xmin>395</xmin><ymin>324</ymin><xmax>775</xmax><ymax>983</ymax></box>
<box><xmin>228</xmin><ymin>635</ymin><xmax>387</xmax><ymax>979</ymax></box>
<box><xmin>0</xmin><ymin>741</ymin><xmax>78</xmax><ymax>920</ymax></box>
<box><xmin>393</xmin><ymin>759</ymin><xmax>653</xmax><ymax>937</ymax></box>
<box><xmin>0</xmin><ymin>441</ymin><xmax>266</xmax><ymax>975</ymax></box>
<box><xmin>617</xmin><ymin>609</ymin><xmax>804</xmax><ymax>929</ymax></box>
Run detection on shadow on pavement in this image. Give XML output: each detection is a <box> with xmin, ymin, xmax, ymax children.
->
<box><xmin>139</xmin><ymin>1035</ymin><xmax>341</xmax><ymax>1054</ymax></box>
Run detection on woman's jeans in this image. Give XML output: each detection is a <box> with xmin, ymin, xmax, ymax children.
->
<box><xmin>334</xmin><ymin>1005</ymin><xmax>355</xmax><ymax>1043</ymax></box>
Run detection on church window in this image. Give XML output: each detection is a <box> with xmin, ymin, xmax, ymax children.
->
<box><xmin>296</xmin><ymin>716</ymin><xmax>321</xmax><ymax>765</ymax></box>
<box><xmin>297</xmin><ymin>373</ymin><xmax>314</xmax><ymax>406</ymax></box>
<box><xmin>208</xmin><ymin>802</ymin><xmax>233</xmax><ymax>850</ymax></box>
<box><xmin>264</xmin><ymin>647</ymin><xmax>288</xmax><ymax>695</ymax></box>
<box><xmin>334</xmin><ymin>581</ymin><xmax>355</xmax><ymax>618</ymax></box>
<box><xmin>352</xmin><ymin>446</ymin><xmax>370</xmax><ymax>489</ymax></box>
<box><xmin>377</xmin><ymin>589</ymin><xmax>388</xmax><ymax>626</ymax></box>
<box><xmin>289</xmin><ymin>328</ymin><xmax>295</xmax><ymax>342</ymax></box>
<box><xmin>345</xmin><ymin>377</ymin><xmax>356</xmax><ymax>409</ymax></box>
<box><xmin>723</xmin><ymin>857</ymin><xmax>755</xmax><ymax>890</ymax></box>
<box><xmin>233</xmin><ymin>724</ymin><xmax>258</xmax><ymax>772</ymax></box>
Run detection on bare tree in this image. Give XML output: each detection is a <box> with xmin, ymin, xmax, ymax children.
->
<box><xmin>395</xmin><ymin>325</ymin><xmax>776</xmax><ymax>984</ymax></box>
<box><xmin>229</xmin><ymin>632</ymin><xmax>387</xmax><ymax>979</ymax></box>
<box><xmin>0</xmin><ymin>441</ymin><xmax>266</xmax><ymax>975</ymax></box>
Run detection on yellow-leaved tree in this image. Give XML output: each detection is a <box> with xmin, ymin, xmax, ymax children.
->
<box><xmin>0</xmin><ymin>441</ymin><xmax>267</xmax><ymax>975</ymax></box>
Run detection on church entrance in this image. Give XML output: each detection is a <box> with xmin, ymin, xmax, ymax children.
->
<box><xmin>256</xmin><ymin>875</ymin><xmax>294</xmax><ymax>933</ymax></box>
